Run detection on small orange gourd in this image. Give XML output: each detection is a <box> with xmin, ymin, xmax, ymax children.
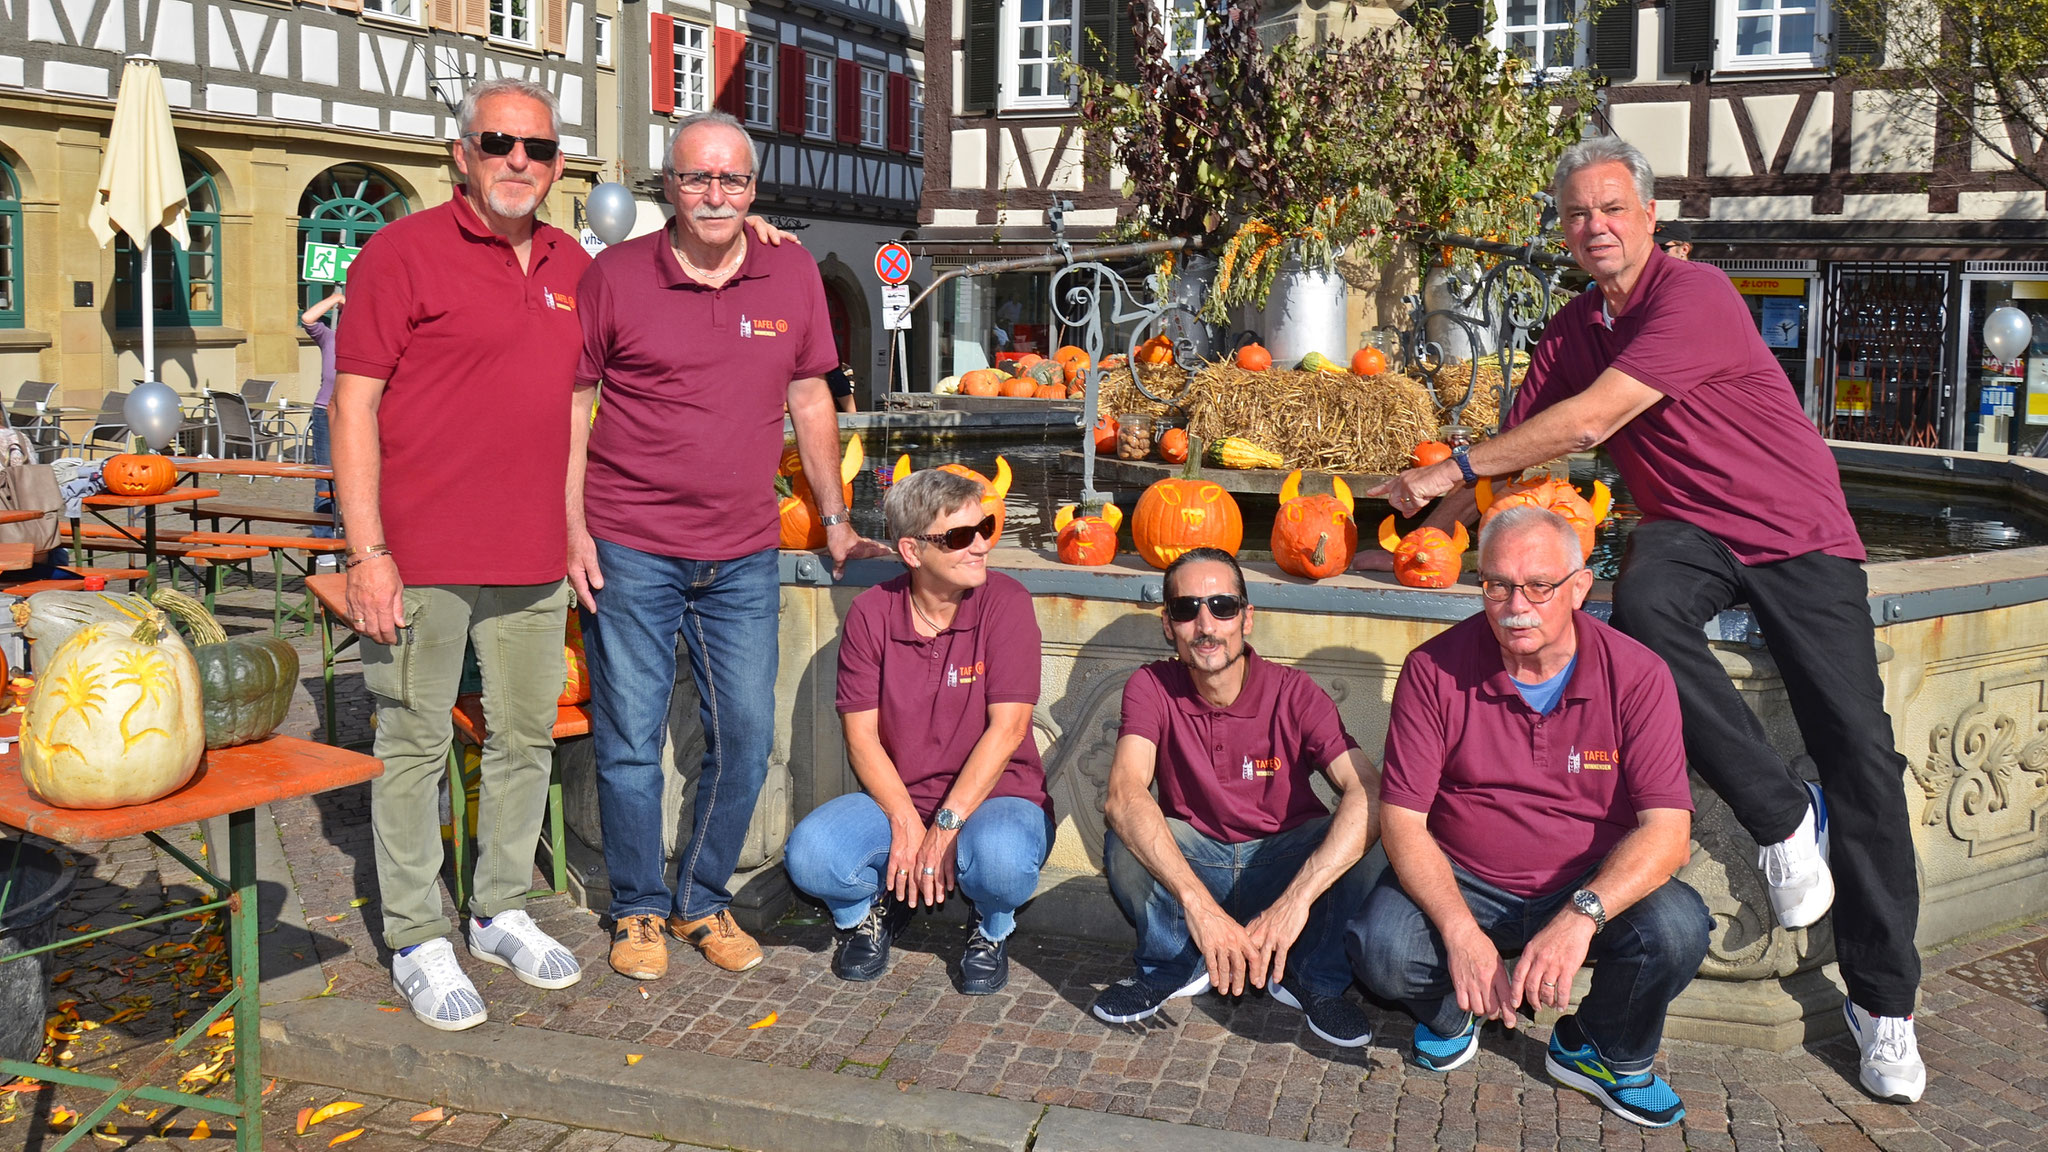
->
<box><xmin>1377</xmin><ymin>518</ymin><xmax>1472</xmax><ymax>589</ymax></box>
<box><xmin>1235</xmin><ymin>343</ymin><xmax>1273</xmax><ymax>371</ymax></box>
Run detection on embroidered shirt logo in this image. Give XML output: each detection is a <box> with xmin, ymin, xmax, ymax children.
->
<box><xmin>544</xmin><ymin>288</ymin><xmax>575</xmax><ymax>312</ymax></box>
<box><xmin>945</xmin><ymin>660</ymin><xmax>985</xmax><ymax>688</ymax></box>
<box><xmin>749</xmin><ymin>318</ymin><xmax>784</xmax><ymax>338</ymax></box>
<box><xmin>1568</xmin><ymin>747</ymin><xmax>1616</xmax><ymax>774</ymax></box>
<box><xmin>1241</xmin><ymin>755</ymin><xmax>1281</xmax><ymax>780</ymax></box>
<box><xmin>739</xmin><ymin>313</ymin><xmax>751</xmax><ymax>338</ymax></box>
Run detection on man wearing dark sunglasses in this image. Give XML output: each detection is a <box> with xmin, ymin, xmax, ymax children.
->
<box><xmin>1352</xmin><ymin>507</ymin><xmax>1706</xmax><ymax>1127</ymax></box>
<box><xmin>1092</xmin><ymin>548</ymin><xmax>1383</xmax><ymax>1050</ymax></box>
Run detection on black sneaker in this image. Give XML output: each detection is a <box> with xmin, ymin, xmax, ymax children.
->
<box><xmin>1269</xmin><ymin>972</ymin><xmax>1374</xmax><ymax>1048</ymax></box>
<box><xmin>956</xmin><ymin>926</ymin><xmax>1009</xmax><ymax>995</ymax></box>
<box><xmin>1090</xmin><ymin>970</ymin><xmax>1212</xmax><ymax>1024</ymax></box>
<box><xmin>831</xmin><ymin>900</ymin><xmax>907</xmax><ymax>981</ymax></box>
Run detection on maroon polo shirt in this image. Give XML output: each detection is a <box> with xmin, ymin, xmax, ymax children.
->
<box><xmin>334</xmin><ymin>191</ymin><xmax>588</xmax><ymax>586</ymax></box>
<box><xmin>834</xmin><ymin>571</ymin><xmax>1048</xmax><ymax>821</ymax></box>
<box><xmin>575</xmin><ymin>224</ymin><xmax>838</xmax><ymax>561</ymax></box>
<box><xmin>1504</xmin><ymin>247</ymin><xmax>1863</xmax><ymax>565</ymax></box>
<box><xmin>1118</xmin><ymin>648</ymin><xmax>1360</xmax><ymax>845</ymax></box>
<box><xmin>1380</xmin><ymin>611</ymin><xmax>1694</xmax><ymax>897</ymax></box>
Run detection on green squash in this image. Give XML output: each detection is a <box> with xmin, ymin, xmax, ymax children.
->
<box><xmin>150</xmin><ymin>590</ymin><xmax>299</xmax><ymax>748</ymax></box>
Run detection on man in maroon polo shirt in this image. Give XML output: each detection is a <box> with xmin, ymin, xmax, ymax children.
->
<box><xmin>569</xmin><ymin>109</ymin><xmax>891</xmax><ymax>982</ymax></box>
<box><xmin>1370</xmin><ymin>136</ymin><xmax>1926</xmax><ymax>1104</ymax></box>
<box><xmin>333</xmin><ymin>78</ymin><xmax>586</xmax><ymax>1031</ymax></box>
<box><xmin>1350</xmin><ymin>507</ymin><xmax>1707</xmax><ymax>1127</ymax></box>
<box><xmin>1089</xmin><ymin>548</ymin><xmax>1382</xmax><ymax>1050</ymax></box>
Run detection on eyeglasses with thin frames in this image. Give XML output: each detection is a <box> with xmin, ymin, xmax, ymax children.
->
<box><xmin>1165</xmin><ymin>594</ymin><xmax>1246</xmax><ymax>623</ymax></box>
<box><xmin>667</xmin><ymin>170</ymin><xmax>756</xmax><ymax>194</ymax></box>
<box><xmin>463</xmin><ymin>132</ymin><xmax>561</xmax><ymax>162</ymax></box>
<box><xmin>1478</xmin><ymin>571</ymin><xmax>1583</xmax><ymax>604</ymax></box>
<box><xmin>912</xmin><ymin>515</ymin><xmax>996</xmax><ymax>551</ymax></box>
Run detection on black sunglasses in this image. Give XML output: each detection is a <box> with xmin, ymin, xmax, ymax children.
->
<box><xmin>913</xmin><ymin>515</ymin><xmax>996</xmax><ymax>551</ymax></box>
<box><xmin>465</xmin><ymin>131</ymin><xmax>561</xmax><ymax>162</ymax></box>
<box><xmin>1165</xmin><ymin>594</ymin><xmax>1246</xmax><ymax>623</ymax></box>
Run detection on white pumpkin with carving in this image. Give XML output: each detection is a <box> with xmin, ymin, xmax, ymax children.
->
<box><xmin>21</xmin><ymin>607</ymin><xmax>205</xmax><ymax>809</ymax></box>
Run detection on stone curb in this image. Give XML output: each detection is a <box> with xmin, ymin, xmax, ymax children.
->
<box><xmin>261</xmin><ymin>998</ymin><xmax>1313</xmax><ymax>1152</ymax></box>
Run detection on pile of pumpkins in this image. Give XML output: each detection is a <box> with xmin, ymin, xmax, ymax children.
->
<box><xmin>1233</xmin><ymin>342</ymin><xmax>1389</xmax><ymax>378</ymax></box>
<box><xmin>935</xmin><ymin>346</ymin><xmax>1094</xmax><ymax>401</ymax></box>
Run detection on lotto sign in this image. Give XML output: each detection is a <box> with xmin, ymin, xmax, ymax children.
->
<box><xmin>301</xmin><ymin>242</ymin><xmax>361</xmax><ymax>284</ymax></box>
<box><xmin>874</xmin><ymin>242</ymin><xmax>913</xmax><ymax>286</ymax></box>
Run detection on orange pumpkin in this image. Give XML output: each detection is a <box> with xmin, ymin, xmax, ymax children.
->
<box><xmin>1014</xmin><ymin>353</ymin><xmax>1045</xmax><ymax>372</ymax></box>
<box><xmin>1377</xmin><ymin>517</ymin><xmax>1471</xmax><ymax>589</ymax></box>
<box><xmin>1054</xmin><ymin>501</ymin><xmax>1121</xmax><ymax>566</ymax></box>
<box><xmin>559</xmin><ymin>612</ymin><xmax>591</xmax><ymax>706</ymax></box>
<box><xmin>1351</xmin><ymin>347</ymin><xmax>1388</xmax><ymax>377</ymax></box>
<box><xmin>1136</xmin><ymin>336</ymin><xmax>1176</xmax><ymax>366</ymax></box>
<box><xmin>1032</xmin><ymin>382</ymin><xmax>1064</xmax><ymax>400</ymax></box>
<box><xmin>778</xmin><ymin>448</ymin><xmax>805</xmax><ymax>477</ymax></box>
<box><xmin>1236</xmin><ymin>343</ymin><xmax>1274</xmax><ymax>371</ymax></box>
<box><xmin>1093</xmin><ymin>415</ymin><xmax>1119</xmax><ymax>455</ymax></box>
<box><xmin>778</xmin><ymin>435</ymin><xmax>865</xmax><ymax>549</ymax></box>
<box><xmin>1130</xmin><ymin>438</ymin><xmax>1244</xmax><ymax>569</ymax></box>
<box><xmin>893</xmin><ymin>454</ymin><xmax>1013</xmax><ymax>547</ymax></box>
<box><xmin>1475</xmin><ymin>475</ymin><xmax>1613</xmax><ymax>561</ymax></box>
<box><xmin>960</xmin><ymin>369</ymin><xmax>1004</xmax><ymax>397</ymax></box>
<box><xmin>998</xmin><ymin>376</ymin><xmax>1036</xmax><ymax>398</ymax></box>
<box><xmin>1157</xmin><ymin>427</ymin><xmax>1189</xmax><ymax>464</ymax></box>
<box><xmin>104</xmin><ymin>454</ymin><xmax>178</xmax><ymax>496</ymax></box>
<box><xmin>1056</xmin><ymin>345</ymin><xmax>1091</xmax><ymax>385</ymax></box>
<box><xmin>1410</xmin><ymin>441</ymin><xmax>1453</xmax><ymax>468</ymax></box>
<box><xmin>1271</xmin><ymin>471</ymin><xmax>1357</xmax><ymax>580</ymax></box>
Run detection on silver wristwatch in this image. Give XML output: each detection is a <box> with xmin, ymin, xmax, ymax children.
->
<box><xmin>934</xmin><ymin>808</ymin><xmax>963</xmax><ymax>831</ymax></box>
<box><xmin>818</xmin><ymin>513</ymin><xmax>847</xmax><ymax>528</ymax></box>
<box><xmin>1570</xmin><ymin>888</ymin><xmax>1606</xmax><ymax>934</ymax></box>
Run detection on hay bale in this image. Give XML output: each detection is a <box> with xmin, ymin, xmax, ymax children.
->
<box><xmin>1425</xmin><ymin>360</ymin><xmax>1525</xmax><ymax>436</ymax></box>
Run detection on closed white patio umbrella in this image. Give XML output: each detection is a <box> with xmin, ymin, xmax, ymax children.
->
<box><xmin>88</xmin><ymin>55</ymin><xmax>188</xmax><ymax>386</ymax></box>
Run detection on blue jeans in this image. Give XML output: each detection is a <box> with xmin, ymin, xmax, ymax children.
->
<box><xmin>310</xmin><ymin>406</ymin><xmax>335</xmax><ymax>538</ymax></box>
<box><xmin>1104</xmin><ymin>816</ymin><xmax>1379</xmax><ymax>998</ymax></box>
<box><xmin>585</xmin><ymin>540</ymin><xmax>779</xmax><ymax>923</ymax></box>
<box><xmin>1348</xmin><ymin>862</ymin><xmax>1710</xmax><ymax>1072</ymax></box>
<box><xmin>785</xmin><ymin>793</ymin><xmax>1052</xmax><ymax>940</ymax></box>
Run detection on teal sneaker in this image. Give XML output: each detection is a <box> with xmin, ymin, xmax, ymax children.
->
<box><xmin>1411</xmin><ymin>1013</ymin><xmax>1479</xmax><ymax>1071</ymax></box>
<box><xmin>1544</xmin><ymin>1015</ymin><xmax>1685</xmax><ymax>1128</ymax></box>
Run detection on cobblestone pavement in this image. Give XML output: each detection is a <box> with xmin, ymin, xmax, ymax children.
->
<box><xmin>9</xmin><ymin>484</ymin><xmax>2048</xmax><ymax>1150</ymax></box>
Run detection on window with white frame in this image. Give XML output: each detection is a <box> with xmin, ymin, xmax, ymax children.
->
<box><xmin>1003</xmin><ymin>0</ymin><xmax>1075</xmax><ymax>110</ymax></box>
<box><xmin>1159</xmin><ymin>0</ymin><xmax>1207</xmax><ymax>65</ymax></box>
<box><xmin>907</xmin><ymin>79</ymin><xmax>925</xmax><ymax>155</ymax></box>
<box><xmin>743</xmin><ymin>40</ymin><xmax>775</xmax><ymax>128</ymax></box>
<box><xmin>362</xmin><ymin>0</ymin><xmax>419</xmax><ymax>22</ymax></box>
<box><xmin>860</xmin><ymin>67</ymin><xmax>887</xmax><ymax>147</ymax></box>
<box><xmin>594</xmin><ymin>16</ymin><xmax>611</xmax><ymax>66</ymax></box>
<box><xmin>672</xmin><ymin>22</ymin><xmax>710</xmax><ymax>114</ymax></box>
<box><xmin>1720</xmin><ymin>0</ymin><xmax>1826</xmax><ymax>68</ymax></box>
<box><xmin>1492</xmin><ymin>0</ymin><xmax>1585</xmax><ymax>72</ymax></box>
<box><xmin>487</xmin><ymin>0</ymin><xmax>532</xmax><ymax>44</ymax></box>
<box><xmin>804</xmin><ymin>53</ymin><xmax>833</xmax><ymax>139</ymax></box>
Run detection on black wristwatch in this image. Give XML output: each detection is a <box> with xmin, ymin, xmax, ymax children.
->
<box><xmin>934</xmin><ymin>808</ymin><xmax>963</xmax><ymax>831</ymax></box>
<box><xmin>1450</xmin><ymin>445</ymin><xmax>1479</xmax><ymax>484</ymax></box>
<box><xmin>1570</xmin><ymin>888</ymin><xmax>1606</xmax><ymax>934</ymax></box>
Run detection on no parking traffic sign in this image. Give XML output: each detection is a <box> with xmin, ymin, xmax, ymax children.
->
<box><xmin>875</xmin><ymin>242</ymin><xmax>913</xmax><ymax>286</ymax></box>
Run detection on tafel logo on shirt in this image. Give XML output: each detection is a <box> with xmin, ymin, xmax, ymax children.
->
<box><xmin>945</xmin><ymin>661</ymin><xmax>986</xmax><ymax>688</ymax></box>
<box><xmin>544</xmin><ymin>288</ymin><xmax>575</xmax><ymax>312</ymax></box>
<box><xmin>739</xmin><ymin>314</ymin><xmax>788</xmax><ymax>338</ymax></box>
<box><xmin>1240</xmin><ymin>754</ymin><xmax>1282</xmax><ymax>780</ymax></box>
<box><xmin>1567</xmin><ymin>747</ymin><xmax>1617</xmax><ymax>774</ymax></box>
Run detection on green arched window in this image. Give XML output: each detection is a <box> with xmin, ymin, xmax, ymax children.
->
<box><xmin>0</xmin><ymin>157</ymin><xmax>21</xmax><ymax>328</ymax></box>
<box><xmin>115</xmin><ymin>153</ymin><xmax>221</xmax><ymax>327</ymax></box>
<box><xmin>297</xmin><ymin>165</ymin><xmax>410</xmax><ymax>310</ymax></box>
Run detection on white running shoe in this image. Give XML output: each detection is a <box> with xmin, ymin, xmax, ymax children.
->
<box><xmin>467</xmin><ymin>909</ymin><xmax>583</xmax><ymax>990</ymax></box>
<box><xmin>392</xmin><ymin>937</ymin><xmax>488</xmax><ymax>1031</ymax></box>
<box><xmin>1758</xmin><ymin>780</ymin><xmax>1834</xmax><ymax>930</ymax></box>
<box><xmin>1844</xmin><ymin>1000</ymin><xmax>1926</xmax><ymax>1103</ymax></box>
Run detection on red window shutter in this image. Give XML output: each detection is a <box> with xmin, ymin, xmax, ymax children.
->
<box><xmin>887</xmin><ymin>72</ymin><xmax>910</xmax><ymax>154</ymax></box>
<box><xmin>779</xmin><ymin>46</ymin><xmax>806</xmax><ymax>134</ymax></box>
<box><xmin>835</xmin><ymin>59</ymin><xmax>859</xmax><ymax>144</ymax></box>
<box><xmin>651</xmin><ymin>15</ymin><xmax>675</xmax><ymax>115</ymax></box>
<box><xmin>713</xmin><ymin>28</ymin><xmax>746</xmax><ymax>116</ymax></box>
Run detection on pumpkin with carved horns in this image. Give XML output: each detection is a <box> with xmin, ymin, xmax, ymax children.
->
<box><xmin>1270</xmin><ymin>471</ymin><xmax>1357</xmax><ymax>580</ymax></box>
<box><xmin>1377</xmin><ymin>518</ymin><xmax>1471</xmax><ymax>589</ymax></box>
<box><xmin>777</xmin><ymin>434</ymin><xmax>865</xmax><ymax>550</ymax></box>
<box><xmin>1054</xmin><ymin>500</ymin><xmax>1121</xmax><ymax>566</ymax></box>
<box><xmin>891</xmin><ymin>453</ymin><xmax>1014</xmax><ymax>547</ymax></box>
<box><xmin>1475</xmin><ymin>475</ymin><xmax>1613</xmax><ymax>561</ymax></box>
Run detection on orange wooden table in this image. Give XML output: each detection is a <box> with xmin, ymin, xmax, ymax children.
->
<box><xmin>173</xmin><ymin>460</ymin><xmax>332</xmax><ymax>482</ymax></box>
<box><xmin>77</xmin><ymin>488</ymin><xmax>221</xmax><ymax>594</ymax></box>
<box><xmin>0</xmin><ymin>728</ymin><xmax>381</xmax><ymax>1151</ymax></box>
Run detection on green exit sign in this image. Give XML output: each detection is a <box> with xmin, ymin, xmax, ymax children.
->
<box><xmin>301</xmin><ymin>242</ymin><xmax>362</xmax><ymax>283</ymax></box>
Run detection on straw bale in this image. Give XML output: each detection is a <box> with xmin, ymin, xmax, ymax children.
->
<box><xmin>1425</xmin><ymin>359</ymin><xmax>1525</xmax><ymax>435</ymax></box>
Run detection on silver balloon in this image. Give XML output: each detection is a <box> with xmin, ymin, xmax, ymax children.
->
<box><xmin>124</xmin><ymin>380</ymin><xmax>184</xmax><ymax>451</ymax></box>
<box><xmin>585</xmin><ymin>182</ymin><xmax>637</xmax><ymax>246</ymax></box>
<box><xmin>1983</xmin><ymin>306</ymin><xmax>2033</xmax><ymax>362</ymax></box>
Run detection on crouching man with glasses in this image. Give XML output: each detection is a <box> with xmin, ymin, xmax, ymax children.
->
<box><xmin>1349</xmin><ymin>507</ymin><xmax>1708</xmax><ymax>1128</ymax></box>
<box><xmin>784</xmin><ymin>469</ymin><xmax>1051</xmax><ymax>994</ymax></box>
<box><xmin>1090</xmin><ymin>548</ymin><xmax>1383</xmax><ymax>1049</ymax></box>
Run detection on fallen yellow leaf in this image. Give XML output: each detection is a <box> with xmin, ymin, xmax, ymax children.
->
<box><xmin>748</xmin><ymin>1011</ymin><xmax>778</xmax><ymax>1030</ymax></box>
<box><xmin>205</xmin><ymin>1017</ymin><xmax>234</xmax><ymax>1038</ymax></box>
<box><xmin>348</xmin><ymin>897</ymin><xmax>370</xmax><ymax>908</ymax></box>
<box><xmin>625</xmin><ymin>1054</ymin><xmax>643</xmax><ymax>1066</ymax></box>
<box><xmin>307</xmin><ymin>1101</ymin><xmax>363</xmax><ymax>1127</ymax></box>
<box><xmin>295</xmin><ymin>1107</ymin><xmax>312</xmax><ymax>1135</ymax></box>
<box><xmin>50</xmin><ymin>969</ymin><xmax>73</xmax><ymax>985</ymax></box>
<box><xmin>328</xmin><ymin>1129</ymin><xmax>363</xmax><ymax>1147</ymax></box>
<box><xmin>263</xmin><ymin>1079</ymin><xmax>279</xmax><ymax>1097</ymax></box>
<box><xmin>190</xmin><ymin>1120</ymin><xmax>211</xmax><ymax>1140</ymax></box>
<box><xmin>408</xmin><ymin>1108</ymin><xmax>444</xmax><ymax>1124</ymax></box>
<box><xmin>323</xmin><ymin>914</ymin><xmax>346</xmax><ymax>923</ymax></box>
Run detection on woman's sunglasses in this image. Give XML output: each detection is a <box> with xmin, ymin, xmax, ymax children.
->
<box><xmin>1165</xmin><ymin>594</ymin><xmax>1246</xmax><ymax>622</ymax></box>
<box><xmin>464</xmin><ymin>131</ymin><xmax>561</xmax><ymax>162</ymax></box>
<box><xmin>913</xmin><ymin>515</ymin><xmax>997</xmax><ymax>551</ymax></box>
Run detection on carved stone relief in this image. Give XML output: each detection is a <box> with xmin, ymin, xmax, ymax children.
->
<box><xmin>1914</xmin><ymin>681</ymin><xmax>2048</xmax><ymax>857</ymax></box>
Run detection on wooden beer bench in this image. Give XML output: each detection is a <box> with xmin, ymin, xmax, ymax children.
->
<box><xmin>182</xmin><ymin>502</ymin><xmax>336</xmax><ymax>533</ymax></box>
<box><xmin>175</xmin><ymin>531</ymin><xmax>347</xmax><ymax>634</ymax></box>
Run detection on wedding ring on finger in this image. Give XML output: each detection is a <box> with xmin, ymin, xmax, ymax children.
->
<box><xmin>921</xmin><ymin>867</ymin><xmax>936</xmax><ymax>875</ymax></box>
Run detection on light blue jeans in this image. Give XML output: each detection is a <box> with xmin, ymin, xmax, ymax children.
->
<box><xmin>784</xmin><ymin>792</ymin><xmax>1052</xmax><ymax>940</ymax></box>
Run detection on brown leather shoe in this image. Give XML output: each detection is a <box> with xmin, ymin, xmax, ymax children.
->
<box><xmin>667</xmin><ymin>908</ymin><xmax>763</xmax><ymax>972</ymax></box>
<box><xmin>609</xmin><ymin>912</ymin><xmax>668</xmax><ymax>980</ymax></box>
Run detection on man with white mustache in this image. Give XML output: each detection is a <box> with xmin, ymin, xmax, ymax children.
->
<box><xmin>1351</xmin><ymin>506</ymin><xmax>1707</xmax><ymax>1128</ymax></box>
<box><xmin>1090</xmin><ymin>548</ymin><xmax>1383</xmax><ymax>1051</ymax></box>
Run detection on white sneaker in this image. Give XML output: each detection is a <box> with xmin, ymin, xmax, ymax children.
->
<box><xmin>1844</xmin><ymin>1000</ymin><xmax>1926</xmax><ymax>1103</ymax></box>
<box><xmin>467</xmin><ymin>909</ymin><xmax>583</xmax><ymax>990</ymax></box>
<box><xmin>1758</xmin><ymin>780</ymin><xmax>1834</xmax><ymax>929</ymax></box>
<box><xmin>391</xmin><ymin>937</ymin><xmax>488</xmax><ymax>1031</ymax></box>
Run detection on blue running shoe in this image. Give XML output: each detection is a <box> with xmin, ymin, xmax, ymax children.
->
<box><xmin>1411</xmin><ymin>1013</ymin><xmax>1479</xmax><ymax>1071</ymax></box>
<box><xmin>1544</xmin><ymin>1015</ymin><xmax>1685</xmax><ymax>1128</ymax></box>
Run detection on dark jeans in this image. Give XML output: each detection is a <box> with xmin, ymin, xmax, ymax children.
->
<box><xmin>1104</xmin><ymin>816</ymin><xmax>1381</xmax><ymax>998</ymax></box>
<box><xmin>1609</xmin><ymin>519</ymin><xmax>1920</xmax><ymax>1016</ymax></box>
<box><xmin>310</xmin><ymin>405</ymin><xmax>335</xmax><ymax>538</ymax></box>
<box><xmin>584</xmin><ymin>540</ymin><xmax>779</xmax><ymax>923</ymax></box>
<box><xmin>1349</xmin><ymin>863</ymin><xmax>1710</xmax><ymax>1073</ymax></box>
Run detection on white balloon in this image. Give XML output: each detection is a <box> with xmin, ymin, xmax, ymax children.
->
<box><xmin>586</xmin><ymin>182</ymin><xmax>637</xmax><ymax>246</ymax></box>
<box><xmin>123</xmin><ymin>380</ymin><xmax>184</xmax><ymax>451</ymax></box>
<box><xmin>1983</xmin><ymin>306</ymin><xmax>2033</xmax><ymax>362</ymax></box>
